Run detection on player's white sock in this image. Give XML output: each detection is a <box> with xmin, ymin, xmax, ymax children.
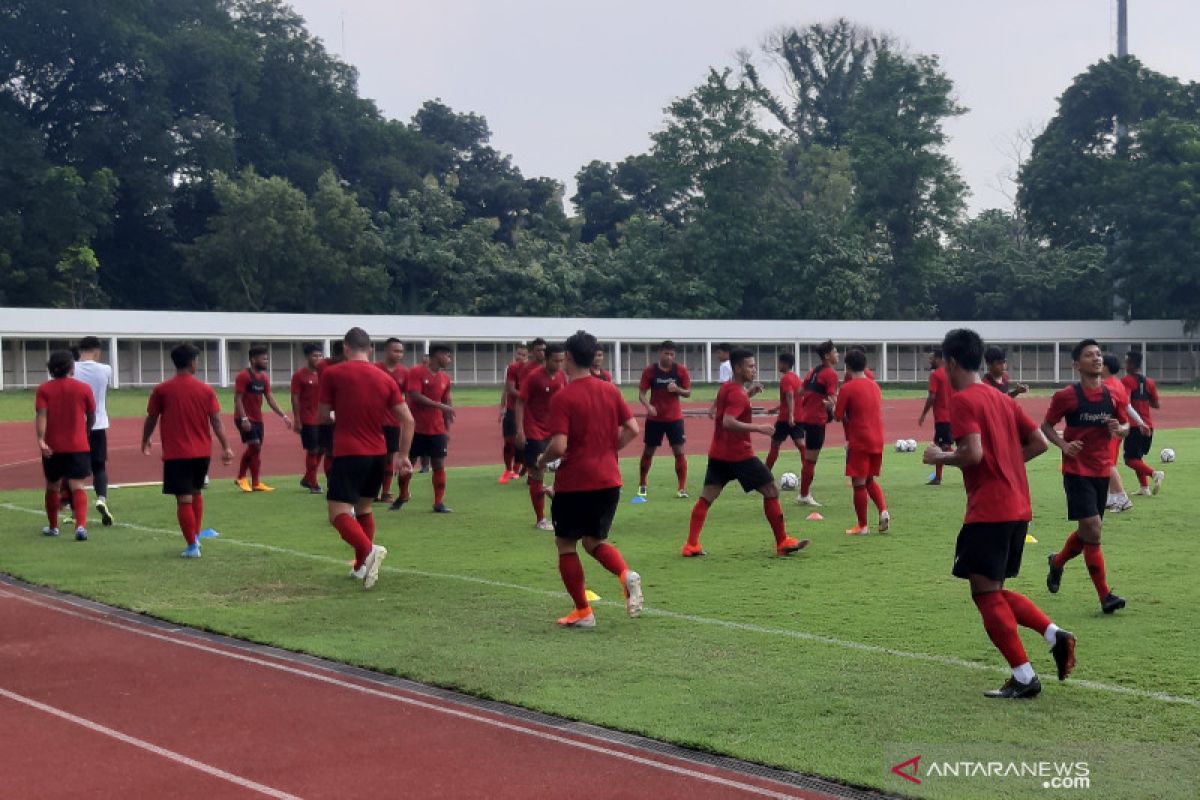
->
<box><xmin>1013</xmin><ymin>662</ymin><xmax>1036</xmax><ymax>684</ymax></box>
<box><xmin>1043</xmin><ymin>622</ymin><xmax>1060</xmax><ymax>646</ymax></box>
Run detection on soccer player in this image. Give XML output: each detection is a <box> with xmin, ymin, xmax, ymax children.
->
<box><xmin>716</xmin><ymin>343</ymin><xmax>732</xmax><ymax>384</ymax></box>
<box><xmin>35</xmin><ymin>351</ymin><xmax>95</xmax><ymax>541</ymax></box>
<box><xmin>796</xmin><ymin>340</ymin><xmax>839</xmax><ymax>506</ymax></box>
<box><xmin>590</xmin><ymin>348</ymin><xmax>613</xmax><ymax>381</ymax></box>
<box><xmin>835</xmin><ymin>349</ymin><xmax>889</xmax><ymax>535</ymax></box>
<box><xmin>73</xmin><ymin>336</ymin><xmax>115</xmax><ymax>525</ymax></box>
<box><xmin>918</xmin><ymin>348</ymin><xmax>954</xmax><ymax>486</ymax></box>
<box><xmin>233</xmin><ymin>345</ymin><xmax>291</xmax><ymax>493</ymax></box>
<box><xmin>497</xmin><ymin>343</ymin><xmax>528</xmax><ymax>483</ymax></box>
<box><xmin>291</xmin><ymin>343</ymin><xmax>324</xmax><ymax>493</ymax></box>
<box><xmin>1122</xmin><ymin>350</ymin><xmax>1164</xmax><ymax>496</ymax></box>
<box><xmin>1043</xmin><ymin>339</ymin><xmax>1129</xmax><ymax>614</ymax></box>
<box><xmin>1101</xmin><ymin>353</ymin><xmax>1148</xmax><ymax>513</ymax></box>
<box><xmin>765</xmin><ymin>352</ymin><xmax>804</xmax><ymax>471</ymax></box>
<box><xmin>141</xmin><ymin>344</ymin><xmax>234</xmax><ymax>557</ymax></box>
<box><xmin>982</xmin><ymin>346</ymin><xmax>1029</xmax><ymax>397</ymax></box>
<box><xmin>923</xmin><ymin>329</ymin><xmax>1075</xmax><ymax>699</ymax></box>
<box><xmin>533</xmin><ymin>331</ymin><xmax>644</xmax><ymax>628</ymax></box>
<box><xmin>841</xmin><ymin>346</ymin><xmax>875</xmax><ymax>383</ymax></box>
<box><xmin>316</xmin><ymin>341</ymin><xmax>345</xmax><ymax>479</ymax></box>
<box><xmin>375</xmin><ymin>338</ymin><xmax>409</xmax><ymax>503</ymax></box>
<box><xmin>516</xmin><ymin>343</ymin><xmax>567</xmax><ymax>530</ymax></box>
<box><xmin>637</xmin><ymin>340</ymin><xmax>692</xmax><ymax>499</ymax></box>
<box><xmin>683</xmin><ymin>348</ymin><xmax>809</xmax><ymax>558</ymax></box>
<box><xmin>318</xmin><ymin>327</ymin><xmax>413</xmax><ymax>589</ymax></box>
<box><xmin>397</xmin><ymin>344</ymin><xmax>454</xmax><ymax>512</ymax></box>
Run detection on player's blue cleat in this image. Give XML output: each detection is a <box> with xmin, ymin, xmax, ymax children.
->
<box><xmin>180</xmin><ymin>543</ymin><xmax>202</xmax><ymax>558</ymax></box>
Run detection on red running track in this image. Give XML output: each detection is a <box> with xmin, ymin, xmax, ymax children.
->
<box><xmin>1</xmin><ymin>396</ymin><xmax>1196</xmax><ymax>491</ymax></box>
<box><xmin>0</xmin><ymin>579</ymin><xmax>853</xmax><ymax>800</ymax></box>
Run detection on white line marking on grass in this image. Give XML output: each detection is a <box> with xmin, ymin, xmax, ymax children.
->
<box><xmin>0</xmin><ymin>686</ymin><xmax>302</xmax><ymax>799</ymax></box>
<box><xmin>0</xmin><ymin>589</ymin><xmax>810</xmax><ymax>799</ymax></box>
<box><xmin>2</xmin><ymin>502</ymin><xmax>1198</xmax><ymax>710</ymax></box>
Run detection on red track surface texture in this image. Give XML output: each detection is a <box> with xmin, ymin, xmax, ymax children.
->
<box><xmin>0</xmin><ymin>581</ymin><xmax>840</xmax><ymax>799</ymax></box>
<box><xmin>1</xmin><ymin>396</ymin><xmax>1197</xmax><ymax>491</ymax></box>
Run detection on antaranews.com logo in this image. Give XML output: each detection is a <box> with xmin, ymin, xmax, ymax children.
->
<box><xmin>891</xmin><ymin>754</ymin><xmax>1091</xmax><ymax>790</ymax></box>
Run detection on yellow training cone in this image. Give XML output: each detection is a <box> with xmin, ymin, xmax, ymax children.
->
<box><xmin>1025</xmin><ymin>533</ymin><xmax>1039</xmax><ymax>544</ymax></box>
<box><xmin>585</xmin><ymin>589</ymin><xmax>601</xmax><ymax>602</ymax></box>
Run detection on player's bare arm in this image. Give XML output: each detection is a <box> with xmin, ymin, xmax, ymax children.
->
<box><xmin>209</xmin><ymin>412</ymin><xmax>234</xmax><ymax>464</ymax></box>
<box><xmin>923</xmin><ymin>433</ymin><xmax>982</xmax><ymax>468</ymax></box>
<box><xmin>140</xmin><ymin>413</ymin><xmax>159</xmax><ymax>456</ymax></box>
<box><xmin>35</xmin><ymin>408</ymin><xmax>51</xmax><ymax>456</ymax></box>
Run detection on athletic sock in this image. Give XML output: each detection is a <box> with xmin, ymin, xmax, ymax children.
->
<box><xmin>304</xmin><ymin>453</ymin><xmax>320</xmax><ymax>485</ymax></box>
<box><xmin>1053</xmin><ymin>531</ymin><xmax>1084</xmax><ymax>570</ymax></box>
<box><xmin>558</xmin><ymin>552</ymin><xmax>589</xmax><ymax>610</ymax></box>
<box><xmin>530</xmin><ymin>481</ymin><xmax>545</xmax><ymax>521</ymax></box>
<box><xmin>238</xmin><ymin>450</ymin><xmax>252</xmax><ymax>480</ymax></box>
<box><xmin>380</xmin><ymin>470</ymin><xmax>394</xmax><ymax>497</ymax></box>
<box><xmin>765</xmin><ymin>442</ymin><xmax>781</xmax><ymax>470</ymax></box>
<box><xmin>323</xmin><ymin>453</ymin><xmax>333</xmax><ymax>478</ymax></box>
<box><xmin>44</xmin><ymin>489</ymin><xmax>60</xmax><ymax>529</ymax></box>
<box><xmin>432</xmin><ymin>468</ymin><xmax>447</xmax><ymax>505</ymax></box>
<box><xmin>1126</xmin><ymin>458</ymin><xmax>1154</xmax><ymax>484</ymax></box>
<box><xmin>399</xmin><ymin>473</ymin><xmax>412</xmax><ymax>501</ymax></box>
<box><xmin>935</xmin><ymin>462</ymin><xmax>944</xmax><ymax>482</ymax></box>
<box><xmin>359</xmin><ymin>512</ymin><xmax>375</xmax><ymax>543</ymax></box>
<box><xmin>866</xmin><ymin>478</ymin><xmax>887</xmax><ymax>512</ymax></box>
<box><xmin>71</xmin><ymin>489</ymin><xmax>88</xmax><ymax>528</ymax></box>
<box><xmin>674</xmin><ymin>454</ymin><xmax>688</xmax><ymax>491</ymax></box>
<box><xmin>973</xmin><ymin>590</ymin><xmax>1029</xmax><ymax>669</ymax></box>
<box><xmin>638</xmin><ymin>454</ymin><xmax>652</xmax><ymax>487</ymax></box>
<box><xmin>687</xmin><ymin>497</ymin><xmax>711</xmax><ymax>547</ymax></box>
<box><xmin>1001</xmin><ymin>589</ymin><xmax>1051</xmax><ymax>635</ymax></box>
<box><xmin>333</xmin><ymin>513</ymin><xmax>372</xmax><ymax>569</ymax></box>
<box><xmin>591</xmin><ymin>543</ymin><xmax>627</xmax><ymax>577</ymax></box>
<box><xmin>763</xmin><ymin>496</ymin><xmax>788</xmax><ymax>545</ymax></box>
<box><xmin>93</xmin><ymin>466</ymin><xmax>108</xmax><ymax>499</ymax></box>
<box><xmin>1043</xmin><ymin>622</ymin><xmax>1061</xmax><ymax>647</ymax></box>
<box><xmin>1083</xmin><ymin>543</ymin><xmax>1110</xmax><ymax>598</ymax></box>
<box><xmin>249</xmin><ymin>445</ymin><xmax>262</xmax><ymax>485</ymax></box>
<box><xmin>502</xmin><ymin>440</ymin><xmax>515</xmax><ymax>473</ymax></box>
<box><xmin>800</xmin><ymin>461</ymin><xmax>816</xmax><ymax>496</ymax></box>
<box><xmin>852</xmin><ymin>485</ymin><xmax>869</xmax><ymax>528</ymax></box>
<box><xmin>176</xmin><ymin>502</ymin><xmax>198</xmax><ymax>546</ymax></box>
<box><xmin>192</xmin><ymin>494</ymin><xmax>205</xmax><ymax>530</ymax></box>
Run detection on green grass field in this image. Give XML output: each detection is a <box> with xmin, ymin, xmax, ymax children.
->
<box><xmin>2</xmin><ymin>436</ymin><xmax>1198</xmax><ymax>798</ymax></box>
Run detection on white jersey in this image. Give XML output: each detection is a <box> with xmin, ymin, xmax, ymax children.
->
<box><xmin>718</xmin><ymin>360</ymin><xmax>733</xmax><ymax>384</ymax></box>
<box><xmin>73</xmin><ymin>360</ymin><xmax>113</xmax><ymax>430</ymax></box>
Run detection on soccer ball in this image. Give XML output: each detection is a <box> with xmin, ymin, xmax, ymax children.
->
<box><xmin>1160</xmin><ymin>448</ymin><xmax>1176</xmax><ymax>463</ymax></box>
<box><xmin>895</xmin><ymin>439</ymin><xmax>907</xmax><ymax>452</ymax></box>
<box><xmin>905</xmin><ymin>439</ymin><xmax>918</xmax><ymax>452</ymax></box>
<box><xmin>779</xmin><ymin>471</ymin><xmax>799</xmax><ymax>491</ymax></box>
<box><xmin>545</xmin><ymin>458</ymin><xmax>562</xmax><ymax>472</ymax></box>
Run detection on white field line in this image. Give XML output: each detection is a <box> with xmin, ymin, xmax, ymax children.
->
<box><xmin>2</xmin><ymin>501</ymin><xmax>1198</xmax><ymax>710</ymax></box>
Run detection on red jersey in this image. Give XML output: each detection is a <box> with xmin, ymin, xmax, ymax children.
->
<box><xmin>1103</xmin><ymin>375</ymin><xmax>1130</xmax><ymax>410</ymax></box>
<box><xmin>1044</xmin><ymin>383</ymin><xmax>1129</xmax><ymax>478</ymax></box>
<box><xmin>289</xmin><ymin>367</ymin><xmax>320</xmax><ymax>426</ymax></box>
<box><xmin>950</xmin><ymin>383</ymin><xmax>1039</xmax><ymax>524</ymax></box>
<box><xmin>503</xmin><ymin>360</ymin><xmax>524</xmax><ymax>410</ymax></box>
<box><xmin>982</xmin><ymin>372</ymin><xmax>1011</xmax><ymax>394</ymax></box>
<box><xmin>639</xmin><ymin>362</ymin><xmax>691</xmax><ymax>422</ymax></box>
<box><xmin>520</xmin><ymin>365</ymin><xmax>568</xmax><ymax>440</ymax></box>
<box><xmin>590</xmin><ymin>368</ymin><xmax>614</xmax><ymax>382</ymax></box>
<box><xmin>777</xmin><ymin>371</ymin><xmax>801</xmax><ymax>423</ymax></box>
<box><xmin>375</xmin><ymin>361</ymin><xmax>409</xmax><ymax>427</ymax></box>
<box><xmin>234</xmin><ymin>368</ymin><xmax>272</xmax><ymax>422</ymax></box>
<box><xmin>1122</xmin><ymin>373</ymin><xmax>1158</xmax><ymax>427</ymax></box>
<box><xmin>843</xmin><ymin>368</ymin><xmax>875</xmax><ymax>383</ymax></box>
<box><xmin>547</xmin><ymin>376</ymin><xmax>633</xmax><ymax>492</ymax></box>
<box><xmin>834</xmin><ymin>376</ymin><xmax>884</xmax><ymax>454</ymax></box>
<box><xmin>799</xmin><ymin>364</ymin><xmax>839</xmax><ymax>426</ymax></box>
<box><xmin>36</xmin><ymin>378</ymin><xmax>95</xmax><ymax>454</ymax></box>
<box><xmin>928</xmin><ymin>367</ymin><xmax>953</xmax><ymax>423</ymax></box>
<box><xmin>147</xmin><ymin>374</ymin><xmax>221</xmax><ymax>461</ymax></box>
<box><xmin>406</xmin><ymin>364</ymin><xmax>452</xmax><ymax>435</ymax></box>
<box><xmin>709</xmin><ymin>382</ymin><xmax>755</xmax><ymax>462</ymax></box>
<box><xmin>319</xmin><ymin>360</ymin><xmax>403</xmax><ymax>457</ymax></box>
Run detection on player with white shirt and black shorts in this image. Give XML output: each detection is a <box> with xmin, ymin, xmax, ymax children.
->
<box><xmin>73</xmin><ymin>336</ymin><xmax>115</xmax><ymax>525</ymax></box>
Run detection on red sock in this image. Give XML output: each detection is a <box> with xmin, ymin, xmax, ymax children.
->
<box><xmin>192</xmin><ymin>494</ymin><xmax>205</xmax><ymax>530</ymax></box>
<box><xmin>323</xmin><ymin>453</ymin><xmax>333</xmax><ymax>478</ymax></box>
<box><xmin>432</xmin><ymin>469</ymin><xmax>447</xmax><ymax>505</ymax></box>
<box><xmin>973</xmin><ymin>591</ymin><xmax>1028</xmax><ymax>668</ymax></box>
<box><xmin>1083</xmin><ymin>543</ymin><xmax>1110</xmax><ymax>598</ymax></box>
<box><xmin>674</xmin><ymin>454</ymin><xmax>688</xmax><ymax>491</ymax></box>
<box><xmin>176</xmin><ymin>502</ymin><xmax>197</xmax><ymax>546</ymax></box>
<box><xmin>1125</xmin><ymin>458</ymin><xmax>1154</xmax><ymax>485</ymax></box>
<box><xmin>763</xmin><ymin>496</ymin><xmax>787</xmax><ymax>545</ymax></box>
<box><xmin>304</xmin><ymin>453</ymin><xmax>319</xmax><ymax>485</ymax></box>
<box><xmin>530</xmin><ymin>481</ymin><xmax>545</xmax><ymax>521</ymax></box>
<box><xmin>853</xmin><ymin>485</ymin><xmax>869</xmax><ymax>528</ymax></box>
<box><xmin>44</xmin><ymin>489</ymin><xmax>60</xmax><ymax>529</ymax></box>
<box><xmin>333</xmin><ymin>513</ymin><xmax>372</xmax><ymax>569</ymax></box>
<box><xmin>359</xmin><ymin>512</ymin><xmax>375</xmax><ymax>544</ymax></box>
<box><xmin>249</xmin><ymin>445</ymin><xmax>262</xmax><ymax>485</ymax></box>
<box><xmin>866</xmin><ymin>479</ymin><xmax>886</xmax><ymax>511</ymax></box>
<box><xmin>503</xmin><ymin>439</ymin><xmax>515</xmax><ymax>472</ymax></box>
<box><xmin>558</xmin><ymin>553</ymin><xmax>589</xmax><ymax>610</ymax></box>
<box><xmin>70</xmin><ymin>489</ymin><xmax>88</xmax><ymax>528</ymax></box>
<box><xmin>1002</xmin><ymin>589</ymin><xmax>1051</xmax><ymax>635</ymax></box>
<box><xmin>638</xmin><ymin>454</ymin><xmax>652</xmax><ymax>486</ymax></box>
<box><xmin>765</xmin><ymin>442</ymin><xmax>781</xmax><ymax>470</ymax></box>
<box><xmin>935</xmin><ymin>462</ymin><xmax>944</xmax><ymax>481</ymax></box>
<box><xmin>687</xmin><ymin>497</ymin><xmax>711</xmax><ymax>546</ymax></box>
<box><xmin>1053</xmin><ymin>531</ymin><xmax>1084</xmax><ymax>570</ymax></box>
<box><xmin>399</xmin><ymin>473</ymin><xmax>412</xmax><ymax>501</ymax></box>
<box><xmin>591</xmin><ymin>543</ymin><xmax>627</xmax><ymax>577</ymax></box>
<box><xmin>238</xmin><ymin>450</ymin><xmax>252</xmax><ymax>479</ymax></box>
<box><xmin>800</xmin><ymin>460</ymin><xmax>816</xmax><ymax>496</ymax></box>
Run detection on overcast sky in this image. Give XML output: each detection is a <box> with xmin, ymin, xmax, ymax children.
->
<box><xmin>287</xmin><ymin>0</ymin><xmax>1199</xmax><ymax>214</ymax></box>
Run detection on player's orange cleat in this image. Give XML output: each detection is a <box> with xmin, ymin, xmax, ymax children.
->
<box><xmin>680</xmin><ymin>543</ymin><xmax>706</xmax><ymax>557</ymax></box>
<box><xmin>845</xmin><ymin>526</ymin><xmax>870</xmax><ymax>536</ymax></box>
<box><xmin>235</xmin><ymin>477</ymin><xmax>252</xmax><ymax>493</ymax></box>
<box><xmin>251</xmin><ymin>482</ymin><xmax>275</xmax><ymax>492</ymax></box>
<box><xmin>556</xmin><ymin>607</ymin><xmax>595</xmax><ymax>627</ymax></box>
<box><xmin>776</xmin><ymin>536</ymin><xmax>811</xmax><ymax>555</ymax></box>
<box><xmin>498</xmin><ymin>471</ymin><xmax>512</xmax><ymax>485</ymax></box>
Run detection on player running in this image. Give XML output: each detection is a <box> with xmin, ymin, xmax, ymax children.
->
<box><xmin>73</xmin><ymin>336</ymin><xmax>116</xmax><ymax>525</ymax></box>
<box><xmin>637</xmin><ymin>341</ymin><xmax>692</xmax><ymax>499</ymax></box>
<box><xmin>1121</xmin><ymin>350</ymin><xmax>1164</xmax><ymax>497</ymax></box>
<box><xmin>234</xmin><ymin>345</ymin><xmax>291</xmax><ymax>493</ymax></box>
<box><xmin>497</xmin><ymin>343</ymin><xmax>528</xmax><ymax>483</ymax></box>
<box><xmin>765</xmin><ymin>352</ymin><xmax>804</xmax><ymax>471</ymax></box>
<box><xmin>982</xmin><ymin>347</ymin><xmax>1029</xmax><ymax>397</ymax></box>
<box><xmin>516</xmin><ymin>344</ymin><xmax>567</xmax><ymax>530</ymax></box>
<box><xmin>375</xmin><ymin>338</ymin><xmax>409</xmax><ymax>504</ymax></box>
<box><xmin>796</xmin><ymin>340</ymin><xmax>839</xmax><ymax>506</ymax></box>
<box><xmin>291</xmin><ymin>343</ymin><xmax>324</xmax><ymax>493</ymax></box>
<box><xmin>682</xmin><ymin>348</ymin><xmax>810</xmax><ymax>558</ymax></box>
<box><xmin>35</xmin><ymin>351</ymin><xmax>96</xmax><ymax>541</ymax></box>
<box><xmin>533</xmin><ymin>330</ymin><xmax>643</xmax><ymax>628</ymax></box>
<box><xmin>918</xmin><ymin>348</ymin><xmax>954</xmax><ymax>486</ymax></box>
<box><xmin>396</xmin><ymin>344</ymin><xmax>454</xmax><ymax>513</ymax></box>
<box><xmin>923</xmin><ymin>328</ymin><xmax>1075</xmax><ymax>699</ymax></box>
<box><xmin>835</xmin><ymin>349</ymin><xmax>889</xmax><ymax>535</ymax></box>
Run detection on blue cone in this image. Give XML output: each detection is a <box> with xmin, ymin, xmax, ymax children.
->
<box><xmin>630</xmin><ymin>496</ymin><xmax>647</xmax><ymax>504</ymax></box>
<box><xmin>198</xmin><ymin>527</ymin><xmax>220</xmax><ymax>539</ymax></box>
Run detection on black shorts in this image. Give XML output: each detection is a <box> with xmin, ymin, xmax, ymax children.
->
<box><xmin>383</xmin><ymin>426</ymin><xmax>401</xmax><ymax>455</ymax></box>
<box><xmin>318</xmin><ymin>423</ymin><xmax>334</xmax><ymax>452</ymax></box>
<box><xmin>162</xmin><ymin>457</ymin><xmax>210</xmax><ymax>496</ymax></box>
<box><xmin>502</xmin><ymin>409</ymin><xmax>517</xmax><ymax>439</ymax></box>
<box><xmin>772</xmin><ymin>421</ymin><xmax>804</xmax><ymax>444</ymax></box>
<box><xmin>1064</xmin><ymin>473</ymin><xmax>1109</xmax><ymax>521</ymax></box>
<box><xmin>524</xmin><ymin>438</ymin><xmax>549</xmax><ymax>470</ymax></box>
<box><xmin>703</xmin><ymin>457</ymin><xmax>774</xmax><ymax>493</ymax></box>
<box><xmin>300</xmin><ymin>424</ymin><xmax>322</xmax><ymax>452</ymax></box>
<box><xmin>552</xmin><ymin>487</ymin><xmax>621</xmax><ymax>540</ymax></box>
<box><xmin>327</xmin><ymin>455</ymin><xmax>387</xmax><ymax>504</ymax></box>
<box><xmin>238</xmin><ymin>420</ymin><xmax>265</xmax><ymax>445</ymax></box>
<box><xmin>410</xmin><ymin>433</ymin><xmax>448</xmax><ymax>460</ymax></box>
<box><xmin>42</xmin><ymin>452</ymin><xmax>91</xmax><ymax>483</ymax></box>
<box><xmin>1124</xmin><ymin>428</ymin><xmax>1153</xmax><ymax>461</ymax></box>
<box><xmin>951</xmin><ymin>521</ymin><xmax>1028</xmax><ymax>581</ymax></box>
<box><xmin>88</xmin><ymin>429</ymin><xmax>107</xmax><ymax>468</ymax></box>
<box><xmin>803</xmin><ymin>423</ymin><xmax>827</xmax><ymax>452</ymax></box>
<box><xmin>934</xmin><ymin>421</ymin><xmax>954</xmax><ymax>448</ymax></box>
<box><xmin>644</xmin><ymin>419</ymin><xmax>686</xmax><ymax>448</ymax></box>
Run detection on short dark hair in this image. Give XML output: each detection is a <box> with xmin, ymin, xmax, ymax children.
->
<box><xmin>1071</xmin><ymin>338</ymin><xmax>1099</xmax><ymax>362</ymax></box>
<box><xmin>564</xmin><ymin>330</ymin><xmax>599</xmax><ymax>368</ymax></box>
<box><xmin>984</xmin><ymin>346</ymin><xmax>1006</xmax><ymax>365</ymax></box>
<box><xmin>930</xmin><ymin>347</ymin><xmax>944</xmax><ymax>360</ymax></box>
<box><xmin>430</xmin><ymin>344</ymin><xmax>452</xmax><ymax>356</ymax></box>
<box><xmin>79</xmin><ymin>336</ymin><xmax>102</xmax><ymax>351</ymax></box>
<box><xmin>730</xmin><ymin>347</ymin><xmax>754</xmax><ymax>368</ymax></box>
<box><xmin>344</xmin><ymin>327</ymin><xmax>371</xmax><ymax>351</ymax></box>
<box><xmin>302</xmin><ymin>343</ymin><xmax>322</xmax><ymax>357</ymax></box>
<box><xmin>384</xmin><ymin>337</ymin><xmax>402</xmax><ymax>346</ymax></box>
<box><xmin>529</xmin><ymin>337</ymin><xmax>547</xmax><ymax>349</ymax></box>
<box><xmin>1126</xmin><ymin>350</ymin><xmax>1143</xmax><ymax>369</ymax></box>
<box><xmin>248</xmin><ymin>345</ymin><xmax>268</xmax><ymax>359</ymax></box>
<box><xmin>171</xmin><ymin>343</ymin><xmax>199</xmax><ymax>370</ymax></box>
<box><xmin>69</xmin><ymin>345</ymin><xmax>80</xmax><ymax>361</ymax></box>
<box><xmin>1102</xmin><ymin>353</ymin><xmax>1121</xmax><ymax>375</ymax></box>
<box><xmin>660</xmin><ymin>340</ymin><xmax>676</xmax><ymax>351</ymax></box>
<box><xmin>815</xmin><ymin>340</ymin><xmax>835</xmax><ymax>359</ymax></box>
<box><xmin>845</xmin><ymin>349</ymin><xmax>867</xmax><ymax>372</ymax></box>
<box><xmin>941</xmin><ymin>329</ymin><xmax>984</xmax><ymax>372</ymax></box>
<box><xmin>546</xmin><ymin>343</ymin><xmax>565</xmax><ymax>356</ymax></box>
<box><xmin>47</xmin><ymin>350</ymin><xmax>74</xmax><ymax>378</ymax></box>
<box><xmin>778</xmin><ymin>352</ymin><xmax>795</xmax><ymax>369</ymax></box>
<box><xmin>716</xmin><ymin>342</ymin><xmax>731</xmax><ymax>354</ymax></box>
